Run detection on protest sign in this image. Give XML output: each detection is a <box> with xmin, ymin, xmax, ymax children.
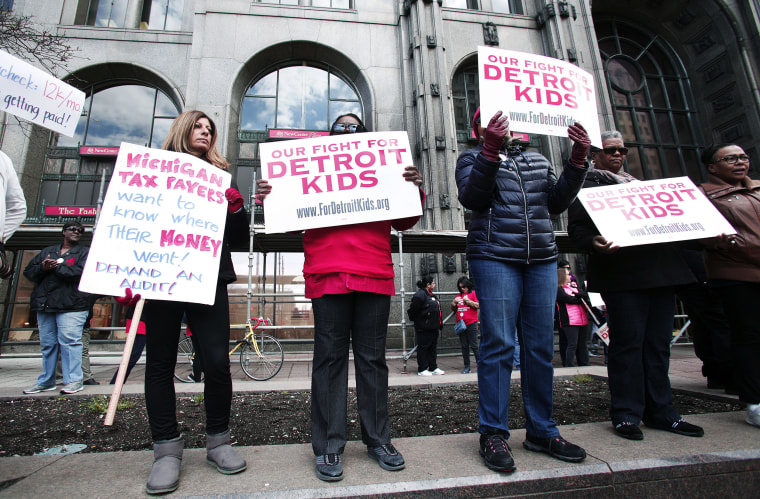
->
<box><xmin>80</xmin><ymin>143</ymin><xmax>231</xmax><ymax>305</ymax></box>
<box><xmin>576</xmin><ymin>176</ymin><xmax>736</xmax><ymax>247</ymax></box>
<box><xmin>477</xmin><ymin>46</ymin><xmax>602</xmax><ymax>148</ymax></box>
<box><xmin>259</xmin><ymin>131</ymin><xmax>422</xmax><ymax>233</ymax></box>
<box><xmin>0</xmin><ymin>50</ymin><xmax>85</xmax><ymax>137</ymax></box>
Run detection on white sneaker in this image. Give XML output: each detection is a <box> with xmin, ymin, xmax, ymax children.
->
<box><xmin>747</xmin><ymin>404</ymin><xmax>760</xmax><ymax>428</ymax></box>
<box><xmin>417</xmin><ymin>370</ymin><xmax>432</xmax><ymax>376</ymax></box>
<box><xmin>431</xmin><ymin>368</ymin><xmax>445</xmax><ymax>375</ymax></box>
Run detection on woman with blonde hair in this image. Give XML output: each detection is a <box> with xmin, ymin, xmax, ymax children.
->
<box><xmin>140</xmin><ymin>110</ymin><xmax>249</xmax><ymax>494</ymax></box>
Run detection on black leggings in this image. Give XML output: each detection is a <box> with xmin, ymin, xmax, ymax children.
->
<box><xmin>143</xmin><ymin>282</ymin><xmax>232</xmax><ymax>441</ymax></box>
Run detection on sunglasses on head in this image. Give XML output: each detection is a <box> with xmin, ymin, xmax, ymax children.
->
<box><xmin>602</xmin><ymin>146</ymin><xmax>628</xmax><ymax>155</ymax></box>
<box><xmin>331</xmin><ymin>123</ymin><xmax>366</xmax><ymax>133</ymax></box>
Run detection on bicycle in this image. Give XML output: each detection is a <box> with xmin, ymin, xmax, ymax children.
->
<box><xmin>175</xmin><ymin>317</ymin><xmax>284</xmax><ymax>382</ymax></box>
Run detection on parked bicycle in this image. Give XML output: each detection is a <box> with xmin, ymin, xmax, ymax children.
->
<box><xmin>175</xmin><ymin>317</ymin><xmax>284</xmax><ymax>382</ymax></box>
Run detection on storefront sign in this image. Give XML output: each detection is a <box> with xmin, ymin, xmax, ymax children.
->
<box><xmin>80</xmin><ymin>142</ymin><xmax>231</xmax><ymax>305</ymax></box>
<box><xmin>268</xmin><ymin>129</ymin><xmax>330</xmax><ymax>139</ymax></box>
<box><xmin>259</xmin><ymin>131</ymin><xmax>422</xmax><ymax>233</ymax></box>
<box><xmin>80</xmin><ymin>146</ymin><xmax>120</xmax><ymax>156</ymax></box>
<box><xmin>576</xmin><ymin>176</ymin><xmax>736</xmax><ymax>247</ymax></box>
<box><xmin>0</xmin><ymin>49</ymin><xmax>85</xmax><ymax>137</ymax></box>
<box><xmin>45</xmin><ymin>206</ymin><xmax>97</xmax><ymax>216</ymax></box>
<box><xmin>478</xmin><ymin>46</ymin><xmax>602</xmax><ymax>147</ymax></box>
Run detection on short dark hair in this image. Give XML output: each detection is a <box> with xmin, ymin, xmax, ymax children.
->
<box><xmin>457</xmin><ymin>276</ymin><xmax>474</xmax><ymax>291</ymax></box>
<box><xmin>416</xmin><ymin>275</ymin><xmax>434</xmax><ymax>289</ymax></box>
<box><xmin>700</xmin><ymin>143</ymin><xmax>737</xmax><ymax>166</ymax></box>
<box><xmin>329</xmin><ymin>113</ymin><xmax>366</xmax><ymax>135</ymax></box>
<box><xmin>62</xmin><ymin>221</ymin><xmax>84</xmax><ymax>232</ymax></box>
<box><xmin>557</xmin><ymin>258</ymin><xmax>570</xmax><ymax>268</ymax></box>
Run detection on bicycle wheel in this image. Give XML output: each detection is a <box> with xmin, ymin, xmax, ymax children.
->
<box><xmin>239</xmin><ymin>334</ymin><xmax>284</xmax><ymax>381</ymax></box>
<box><xmin>174</xmin><ymin>337</ymin><xmax>195</xmax><ymax>382</ymax></box>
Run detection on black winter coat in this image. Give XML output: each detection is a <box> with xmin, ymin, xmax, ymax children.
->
<box><xmin>24</xmin><ymin>244</ymin><xmax>91</xmax><ymax>312</ymax></box>
<box><xmin>408</xmin><ymin>288</ymin><xmax>442</xmax><ymax>332</ymax></box>
<box><xmin>567</xmin><ymin>169</ymin><xmax>696</xmax><ymax>292</ymax></box>
<box><xmin>456</xmin><ymin>145</ymin><xmax>588</xmax><ymax>264</ymax></box>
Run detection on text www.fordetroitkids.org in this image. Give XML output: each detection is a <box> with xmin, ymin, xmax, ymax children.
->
<box><xmin>296</xmin><ymin>197</ymin><xmax>390</xmax><ymax>219</ymax></box>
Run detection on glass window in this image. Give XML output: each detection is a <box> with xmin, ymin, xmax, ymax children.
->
<box><xmin>443</xmin><ymin>0</ymin><xmax>478</xmax><ymax>9</ymax></box>
<box><xmin>452</xmin><ymin>66</ymin><xmax>480</xmax><ymax>143</ymax></box>
<box><xmin>144</xmin><ymin>0</ymin><xmax>184</xmax><ymax>31</ymax></box>
<box><xmin>241</xmin><ymin>64</ymin><xmax>361</xmax><ymax>131</ymax></box>
<box><xmin>595</xmin><ymin>18</ymin><xmax>704</xmax><ymax>181</ymax></box>
<box><xmin>491</xmin><ymin>0</ymin><xmax>522</xmax><ymax>14</ymax></box>
<box><xmin>0</xmin><ymin>0</ymin><xmax>13</xmax><ymax>13</ymax></box>
<box><xmin>88</xmin><ymin>0</ymin><xmax>129</xmax><ymax>27</ymax></box>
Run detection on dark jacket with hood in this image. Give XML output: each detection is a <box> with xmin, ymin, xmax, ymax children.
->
<box><xmin>24</xmin><ymin>243</ymin><xmax>91</xmax><ymax>312</ymax></box>
<box><xmin>455</xmin><ymin>144</ymin><xmax>588</xmax><ymax>264</ymax></box>
<box><xmin>408</xmin><ymin>288</ymin><xmax>442</xmax><ymax>332</ymax></box>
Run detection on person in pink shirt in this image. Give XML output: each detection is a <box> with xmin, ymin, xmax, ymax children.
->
<box><xmin>555</xmin><ymin>262</ymin><xmax>590</xmax><ymax>367</ymax></box>
<box><xmin>256</xmin><ymin>113</ymin><xmax>424</xmax><ymax>482</ymax></box>
<box><xmin>452</xmin><ymin>276</ymin><xmax>479</xmax><ymax>374</ymax></box>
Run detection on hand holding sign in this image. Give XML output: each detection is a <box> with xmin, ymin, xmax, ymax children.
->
<box><xmin>481</xmin><ymin>111</ymin><xmax>510</xmax><ymax>161</ymax></box>
<box><xmin>568</xmin><ymin>123</ymin><xmax>591</xmax><ymax>167</ymax></box>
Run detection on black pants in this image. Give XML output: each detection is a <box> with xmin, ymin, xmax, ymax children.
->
<box><xmin>603</xmin><ymin>288</ymin><xmax>680</xmax><ymax>426</ymax></box>
<box><xmin>310</xmin><ymin>292</ymin><xmax>391</xmax><ymax>455</ymax></box>
<box><xmin>676</xmin><ymin>282</ymin><xmax>734</xmax><ymax>387</ymax></box>
<box><xmin>459</xmin><ymin>322</ymin><xmax>479</xmax><ymax>368</ymax></box>
<box><xmin>715</xmin><ymin>281</ymin><xmax>760</xmax><ymax>404</ymax></box>
<box><xmin>560</xmin><ymin>325</ymin><xmax>590</xmax><ymax>367</ymax></box>
<box><xmin>110</xmin><ymin>334</ymin><xmax>147</xmax><ymax>384</ymax></box>
<box><xmin>143</xmin><ymin>282</ymin><xmax>232</xmax><ymax>441</ymax></box>
<box><xmin>416</xmin><ymin>329</ymin><xmax>439</xmax><ymax>372</ymax></box>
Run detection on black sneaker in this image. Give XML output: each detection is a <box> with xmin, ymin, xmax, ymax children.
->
<box><xmin>614</xmin><ymin>422</ymin><xmax>644</xmax><ymax>440</ymax></box>
<box><xmin>315</xmin><ymin>453</ymin><xmax>343</xmax><ymax>481</ymax></box>
<box><xmin>367</xmin><ymin>443</ymin><xmax>405</xmax><ymax>471</ymax></box>
<box><xmin>523</xmin><ymin>434</ymin><xmax>586</xmax><ymax>463</ymax></box>
<box><xmin>83</xmin><ymin>379</ymin><xmax>100</xmax><ymax>386</ymax></box>
<box><xmin>479</xmin><ymin>433</ymin><xmax>516</xmax><ymax>472</ymax></box>
<box><xmin>646</xmin><ymin>419</ymin><xmax>704</xmax><ymax>437</ymax></box>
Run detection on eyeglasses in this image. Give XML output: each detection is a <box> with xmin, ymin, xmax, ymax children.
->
<box><xmin>65</xmin><ymin>227</ymin><xmax>83</xmax><ymax>234</ymax></box>
<box><xmin>602</xmin><ymin>146</ymin><xmax>628</xmax><ymax>155</ymax></box>
<box><xmin>331</xmin><ymin>123</ymin><xmax>365</xmax><ymax>133</ymax></box>
<box><xmin>715</xmin><ymin>154</ymin><xmax>750</xmax><ymax>165</ymax></box>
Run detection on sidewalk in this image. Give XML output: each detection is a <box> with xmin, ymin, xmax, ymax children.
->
<box><xmin>1</xmin><ymin>345</ymin><xmax>757</xmax><ymax>498</ymax></box>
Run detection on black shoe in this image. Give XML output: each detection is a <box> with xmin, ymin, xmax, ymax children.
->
<box><xmin>479</xmin><ymin>433</ymin><xmax>516</xmax><ymax>472</ymax></box>
<box><xmin>315</xmin><ymin>453</ymin><xmax>343</xmax><ymax>481</ymax></box>
<box><xmin>706</xmin><ymin>378</ymin><xmax>725</xmax><ymax>390</ymax></box>
<box><xmin>83</xmin><ymin>379</ymin><xmax>100</xmax><ymax>386</ymax></box>
<box><xmin>523</xmin><ymin>434</ymin><xmax>586</xmax><ymax>463</ymax></box>
<box><xmin>646</xmin><ymin>419</ymin><xmax>704</xmax><ymax>437</ymax></box>
<box><xmin>614</xmin><ymin>422</ymin><xmax>644</xmax><ymax>440</ymax></box>
<box><xmin>367</xmin><ymin>443</ymin><xmax>405</xmax><ymax>471</ymax></box>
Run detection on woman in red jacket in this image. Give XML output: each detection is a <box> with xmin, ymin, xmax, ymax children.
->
<box><xmin>257</xmin><ymin>113</ymin><xmax>424</xmax><ymax>481</ymax></box>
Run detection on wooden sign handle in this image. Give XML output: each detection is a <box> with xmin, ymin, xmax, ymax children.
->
<box><xmin>104</xmin><ymin>298</ymin><xmax>145</xmax><ymax>426</ymax></box>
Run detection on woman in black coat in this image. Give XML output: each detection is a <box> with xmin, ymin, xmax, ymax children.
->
<box><xmin>408</xmin><ymin>276</ymin><xmax>443</xmax><ymax>376</ymax></box>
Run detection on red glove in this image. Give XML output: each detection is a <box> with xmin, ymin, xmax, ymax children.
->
<box><xmin>115</xmin><ymin>288</ymin><xmax>141</xmax><ymax>307</ymax></box>
<box><xmin>225</xmin><ymin>188</ymin><xmax>244</xmax><ymax>213</ymax></box>
<box><xmin>567</xmin><ymin>122</ymin><xmax>591</xmax><ymax>167</ymax></box>
<box><xmin>481</xmin><ymin>111</ymin><xmax>510</xmax><ymax>162</ymax></box>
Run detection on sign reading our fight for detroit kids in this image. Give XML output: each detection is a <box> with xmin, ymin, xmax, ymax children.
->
<box><xmin>79</xmin><ymin>143</ymin><xmax>231</xmax><ymax>305</ymax></box>
<box><xmin>577</xmin><ymin>176</ymin><xmax>736</xmax><ymax>247</ymax></box>
<box><xmin>0</xmin><ymin>50</ymin><xmax>85</xmax><ymax>137</ymax></box>
<box><xmin>478</xmin><ymin>46</ymin><xmax>603</xmax><ymax>148</ymax></box>
<box><xmin>259</xmin><ymin>131</ymin><xmax>422</xmax><ymax>233</ymax></box>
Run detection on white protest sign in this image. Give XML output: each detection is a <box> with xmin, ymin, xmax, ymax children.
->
<box><xmin>576</xmin><ymin>176</ymin><xmax>736</xmax><ymax>247</ymax></box>
<box><xmin>478</xmin><ymin>46</ymin><xmax>602</xmax><ymax>148</ymax></box>
<box><xmin>0</xmin><ymin>50</ymin><xmax>85</xmax><ymax>137</ymax></box>
<box><xmin>259</xmin><ymin>131</ymin><xmax>422</xmax><ymax>233</ymax></box>
<box><xmin>80</xmin><ymin>143</ymin><xmax>231</xmax><ymax>305</ymax></box>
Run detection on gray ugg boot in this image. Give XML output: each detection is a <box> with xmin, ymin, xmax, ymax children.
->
<box><xmin>206</xmin><ymin>429</ymin><xmax>247</xmax><ymax>474</ymax></box>
<box><xmin>146</xmin><ymin>435</ymin><xmax>184</xmax><ymax>495</ymax></box>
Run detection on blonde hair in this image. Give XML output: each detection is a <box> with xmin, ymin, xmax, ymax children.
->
<box><xmin>162</xmin><ymin>110</ymin><xmax>229</xmax><ymax>170</ymax></box>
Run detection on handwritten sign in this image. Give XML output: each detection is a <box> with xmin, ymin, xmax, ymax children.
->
<box><xmin>0</xmin><ymin>50</ymin><xmax>85</xmax><ymax>137</ymax></box>
<box><xmin>576</xmin><ymin>176</ymin><xmax>736</xmax><ymax>247</ymax></box>
<box><xmin>79</xmin><ymin>143</ymin><xmax>231</xmax><ymax>305</ymax></box>
<box><xmin>478</xmin><ymin>46</ymin><xmax>602</xmax><ymax>148</ymax></box>
<box><xmin>259</xmin><ymin>131</ymin><xmax>422</xmax><ymax>233</ymax></box>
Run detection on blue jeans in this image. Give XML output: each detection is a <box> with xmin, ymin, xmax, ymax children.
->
<box><xmin>36</xmin><ymin>310</ymin><xmax>88</xmax><ymax>385</ymax></box>
<box><xmin>470</xmin><ymin>259</ymin><xmax>558</xmax><ymax>439</ymax></box>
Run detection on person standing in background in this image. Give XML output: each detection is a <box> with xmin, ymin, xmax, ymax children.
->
<box><xmin>555</xmin><ymin>262</ymin><xmax>590</xmax><ymax>367</ymax></box>
<box><xmin>409</xmin><ymin>275</ymin><xmax>444</xmax><ymax>376</ymax></box>
<box><xmin>22</xmin><ymin>221</ymin><xmax>90</xmax><ymax>395</ymax></box>
<box><xmin>0</xmin><ymin>150</ymin><xmax>27</xmax><ymax>279</ymax></box>
<box><xmin>452</xmin><ymin>276</ymin><xmax>479</xmax><ymax>374</ymax></box>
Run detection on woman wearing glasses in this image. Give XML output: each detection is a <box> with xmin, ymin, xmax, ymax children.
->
<box><xmin>256</xmin><ymin>113</ymin><xmax>424</xmax><ymax>481</ymax></box>
<box><xmin>699</xmin><ymin>144</ymin><xmax>760</xmax><ymax>429</ymax></box>
<box><xmin>568</xmin><ymin>130</ymin><xmax>703</xmax><ymax>441</ymax></box>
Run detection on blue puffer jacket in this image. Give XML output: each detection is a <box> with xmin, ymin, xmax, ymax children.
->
<box><xmin>456</xmin><ymin>144</ymin><xmax>588</xmax><ymax>264</ymax></box>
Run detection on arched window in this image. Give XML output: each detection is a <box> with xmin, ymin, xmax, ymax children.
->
<box><xmin>452</xmin><ymin>65</ymin><xmax>479</xmax><ymax>145</ymax></box>
<box><xmin>37</xmin><ymin>83</ymin><xmax>179</xmax><ymax>216</ymax></box>
<box><xmin>595</xmin><ymin>18</ymin><xmax>704</xmax><ymax>181</ymax></box>
<box><xmin>237</xmin><ymin>63</ymin><xmax>362</xmax><ymax>206</ymax></box>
